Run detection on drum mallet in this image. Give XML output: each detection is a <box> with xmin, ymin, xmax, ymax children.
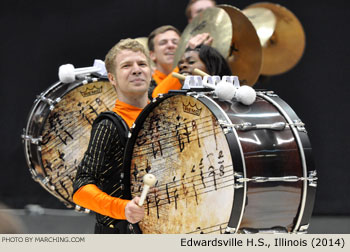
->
<box><xmin>58</xmin><ymin>59</ymin><xmax>106</xmax><ymax>83</ymax></box>
<box><xmin>138</xmin><ymin>174</ymin><xmax>157</xmax><ymax>207</ymax></box>
<box><xmin>172</xmin><ymin>72</ymin><xmax>186</xmax><ymax>81</ymax></box>
<box><xmin>193</xmin><ymin>68</ymin><xmax>210</xmax><ymax>77</ymax></box>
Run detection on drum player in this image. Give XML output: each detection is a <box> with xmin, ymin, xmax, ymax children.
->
<box><xmin>147</xmin><ymin>25</ymin><xmax>181</xmax><ymax>97</ymax></box>
<box><xmin>179</xmin><ymin>44</ymin><xmax>232</xmax><ymax>80</ymax></box>
<box><xmin>146</xmin><ymin>1</ymin><xmax>216</xmax><ymax>98</ymax></box>
<box><xmin>72</xmin><ymin>38</ymin><xmax>152</xmax><ymax>234</ymax></box>
<box><xmin>153</xmin><ymin>44</ymin><xmax>232</xmax><ymax>97</ymax></box>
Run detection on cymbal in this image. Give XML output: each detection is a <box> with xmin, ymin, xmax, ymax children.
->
<box><xmin>242</xmin><ymin>7</ymin><xmax>276</xmax><ymax>47</ymax></box>
<box><xmin>218</xmin><ymin>5</ymin><xmax>262</xmax><ymax>86</ymax></box>
<box><xmin>173</xmin><ymin>5</ymin><xmax>262</xmax><ymax>86</ymax></box>
<box><xmin>134</xmin><ymin>37</ymin><xmax>155</xmax><ymax>69</ymax></box>
<box><xmin>243</xmin><ymin>3</ymin><xmax>306</xmax><ymax>75</ymax></box>
<box><xmin>173</xmin><ymin>7</ymin><xmax>232</xmax><ymax>69</ymax></box>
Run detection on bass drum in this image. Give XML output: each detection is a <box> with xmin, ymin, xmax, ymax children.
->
<box><xmin>124</xmin><ymin>91</ymin><xmax>317</xmax><ymax>234</ymax></box>
<box><xmin>22</xmin><ymin>76</ymin><xmax>117</xmax><ymax>208</ymax></box>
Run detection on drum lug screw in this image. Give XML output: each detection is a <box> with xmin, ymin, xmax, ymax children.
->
<box><xmin>21</xmin><ymin>132</ymin><xmax>42</xmax><ymax>145</ymax></box>
<box><xmin>36</xmin><ymin>94</ymin><xmax>61</xmax><ymax>111</ymax></box>
<box><xmin>218</xmin><ymin>120</ymin><xmax>233</xmax><ymax>134</ymax></box>
<box><xmin>225</xmin><ymin>226</ymin><xmax>237</xmax><ymax>234</ymax></box>
<box><xmin>307</xmin><ymin>170</ymin><xmax>317</xmax><ymax>187</ymax></box>
<box><xmin>265</xmin><ymin>91</ymin><xmax>278</xmax><ymax>97</ymax></box>
<box><xmin>292</xmin><ymin>119</ymin><xmax>307</xmax><ymax>133</ymax></box>
<box><xmin>295</xmin><ymin>224</ymin><xmax>309</xmax><ymax>234</ymax></box>
<box><xmin>234</xmin><ymin>172</ymin><xmax>244</xmax><ymax>189</ymax></box>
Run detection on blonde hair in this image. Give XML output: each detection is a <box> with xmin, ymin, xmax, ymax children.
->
<box><xmin>105</xmin><ymin>38</ymin><xmax>150</xmax><ymax>76</ymax></box>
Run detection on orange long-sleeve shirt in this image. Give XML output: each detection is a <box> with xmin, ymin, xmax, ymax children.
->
<box><xmin>73</xmin><ymin>99</ymin><xmax>143</xmax><ymax>220</ymax></box>
<box><xmin>152</xmin><ymin>67</ymin><xmax>182</xmax><ymax>98</ymax></box>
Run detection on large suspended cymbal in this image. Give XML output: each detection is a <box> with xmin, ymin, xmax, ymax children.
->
<box><xmin>173</xmin><ymin>7</ymin><xmax>232</xmax><ymax>69</ymax></box>
<box><xmin>218</xmin><ymin>5</ymin><xmax>262</xmax><ymax>86</ymax></box>
<box><xmin>134</xmin><ymin>37</ymin><xmax>149</xmax><ymax>52</ymax></box>
<box><xmin>173</xmin><ymin>6</ymin><xmax>262</xmax><ymax>86</ymax></box>
<box><xmin>242</xmin><ymin>7</ymin><xmax>276</xmax><ymax>47</ymax></box>
<box><xmin>243</xmin><ymin>2</ymin><xmax>306</xmax><ymax>75</ymax></box>
<box><xmin>134</xmin><ymin>37</ymin><xmax>155</xmax><ymax>69</ymax></box>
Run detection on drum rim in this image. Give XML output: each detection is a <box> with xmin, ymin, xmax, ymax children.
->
<box><xmin>22</xmin><ymin>76</ymin><xmax>110</xmax><ymax>207</ymax></box>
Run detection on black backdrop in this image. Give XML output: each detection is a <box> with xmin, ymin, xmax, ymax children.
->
<box><xmin>1</xmin><ymin>0</ymin><xmax>349</xmax><ymax>215</ymax></box>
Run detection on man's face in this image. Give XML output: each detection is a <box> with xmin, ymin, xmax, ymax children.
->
<box><xmin>109</xmin><ymin>49</ymin><xmax>151</xmax><ymax>98</ymax></box>
<box><xmin>150</xmin><ymin>30</ymin><xmax>180</xmax><ymax>69</ymax></box>
<box><xmin>189</xmin><ymin>0</ymin><xmax>215</xmax><ymax>22</ymax></box>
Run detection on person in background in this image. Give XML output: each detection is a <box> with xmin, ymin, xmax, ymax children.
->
<box><xmin>147</xmin><ymin>25</ymin><xmax>181</xmax><ymax>97</ymax></box>
<box><xmin>148</xmin><ymin>25</ymin><xmax>213</xmax><ymax>98</ymax></box>
<box><xmin>185</xmin><ymin>0</ymin><xmax>216</xmax><ymax>23</ymax></box>
<box><xmin>153</xmin><ymin>44</ymin><xmax>232</xmax><ymax>96</ymax></box>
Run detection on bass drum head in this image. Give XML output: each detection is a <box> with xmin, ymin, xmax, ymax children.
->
<box><xmin>126</xmin><ymin>94</ymin><xmax>235</xmax><ymax>234</ymax></box>
<box><xmin>23</xmin><ymin>77</ymin><xmax>117</xmax><ymax>207</ymax></box>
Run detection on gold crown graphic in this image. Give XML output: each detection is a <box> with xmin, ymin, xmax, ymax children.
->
<box><xmin>183</xmin><ymin>102</ymin><xmax>202</xmax><ymax>116</ymax></box>
<box><xmin>80</xmin><ymin>85</ymin><xmax>102</xmax><ymax>97</ymax></box>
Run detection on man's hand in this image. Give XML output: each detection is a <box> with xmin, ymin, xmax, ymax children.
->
<box><xmin>125</xmin><ymin>197</ymin><xmax>145</xmax><ymax>224</ymax></box>
<box><xmin>187</xmin><ymin>32</ymin><xmax>213</xmax><ymax>49</ymax></box>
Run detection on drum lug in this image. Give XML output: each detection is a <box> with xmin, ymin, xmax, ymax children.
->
<box><xmin>219</xmin><ymin>120</ymin><xmax>287</xmax><ymax>132</ymax></box>
<box><xmin>223</xmin><ymin>127</ymin><xmax>233</xmax><ymax>134</ymax></box>
<box><xmin>218</xmin><ymin>119</ymin><xmax>233</xmax><ymax>134</ymax></box>
<box><xmin>291</xmin><ymin>119</ymin><xmax>307</xmax><ymax>133</ymax></box>
<box><xmin>257</xmin><ymin>91</ymin><xmax>278</xmax><ymax>97</ymax></box>
<box><xmin>294</xmin><ymin>224</ymin><xmax>309</xmax><ymax>234</ymax></box>
<box><xmin>29</xmin><ymin>168</ymin><xmax>39</xmax><ymax>181</ymax></box>
<box><xmin>264</xmin><ymin>91</ymin><xmax>278</xmax><ymax>97</ymax></box>
<box><xmin>238</xmin><ymin>175</ymin><xmax>308</xmax><ymax>183</ymax></box>
<box><xmin>36</xmin><ymin>94</ymin><xmax>61</xmax><ymax>110</ymax></box>
<box><xmin>21</xmin><ymin>131</ymin><xmax>42</xmax><ymax>145</ymax></box>
<box><xmin>41</xmin><ymin>177</ymin><xmax>50</xmax><ymax>185</ymax></box>
<box><xmin>188</xmin><ymin>92</ymin><xmax>205</xmax><ymax>99</ymax></box>
<box><xmin>225</xmin><ymin>226</ymin><xmax>237</xmax><ymax>234</ymax></box>
<box><xmin>306</xmin><ymin>170</ymin><xmax>317</xmax><ymax>187</ymax></box>
<box><xmin>233</xmin><ymin>122</ymin><xmax>286</xmax><ymax>131</ymax></box>
<box><xmin>234</xmin><ymin>172</ymin><xmax>244</xmax><ymax>189</ymax></box>
<box><xmin>42</xmin><ymin>177</ymin><xmax>54</xmax><ymax>190</ymax></box>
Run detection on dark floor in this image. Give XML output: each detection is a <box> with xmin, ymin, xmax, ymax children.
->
<box><xmin>1</xmin><ymin>205</ymin><xmax>349</xmax><ymax>234</ymax></box>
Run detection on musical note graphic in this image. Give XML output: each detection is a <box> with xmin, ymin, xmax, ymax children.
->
<box><xmin>192</xmin><ymin>120</ymin><xmax>201</xmax><ymax>147</ymax></box>
<box><xmin>129</xmin><ymin>95</ymin><xmax>234</xmax><ymax>234</ymax></box>
<box><xmin>37</xmin><ymin>81</ymin><xmax>118</xmax><ymax>207</ymax></box>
